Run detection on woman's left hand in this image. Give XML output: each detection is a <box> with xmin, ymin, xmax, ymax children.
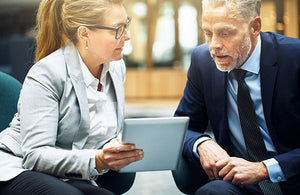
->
<box><xmin>95</xmin><ymin>139</ymin><xmax>144</xmax><ymax>171</ymax></box>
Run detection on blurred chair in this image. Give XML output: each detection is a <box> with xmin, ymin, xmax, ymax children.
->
<box><xmin>97</xmin><ymin>171</ymin><xmax>136</xmax><ymax>195</ymax></box>
<box><xmin>0</xmin><ymin>71</ymin><xmax>22</xmax><ymax>131</ymax></box>
<box><xmin>9</xmin><ymin>35</ymin><xmax>35</xmax><ymax>83</ymax></box>
<box><xmin>172</xmin><ymin>156</ymin><xmax>209</xmax><ymax>195</ymax></box>
<box><xmin>0</xmin><ymin>39</ymin><xmax>12</xmax><ymax>74</ymax></box>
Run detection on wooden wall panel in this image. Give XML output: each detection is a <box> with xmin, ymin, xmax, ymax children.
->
<box><xmin>125</xmin><ymin>69</ymin><xmax>187</xmax><ymax>99</ymax></box>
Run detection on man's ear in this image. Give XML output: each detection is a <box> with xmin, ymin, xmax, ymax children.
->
<box><xmin>250</xmin><ymin>17</ymin><xmax>261</xmax><ymax>37</ymax></box>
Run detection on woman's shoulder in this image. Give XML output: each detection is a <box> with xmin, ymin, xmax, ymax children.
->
<box><xmin>24</xmin><ymin>46</ymin><xmax>69</xmax><ymax>96</ymax></box>
<box><xmin>31</xmin><ymin>46</ymin><xmax>67</xmax><ymax>76</ymax></box>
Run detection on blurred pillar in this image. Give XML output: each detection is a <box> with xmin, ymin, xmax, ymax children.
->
<box><xmin>174</xmin><ymin>0</ymin><xmax>181</xmax><ymax>68</ymax></box>
<box><xmin>146</xmin><ymin>0</ymin><xmax>158</xmax><ymax>69</ymax></box>
<box><xmin>276</xmin><ymin>0</ymin><xmax>285</xmax><ymax>34</ymax></box>
<box><xmin>298</xmin><ymin>0</ymin><xmax>300</xmax><ymax>38</ymax></box>
<box><xmin>194</xmin><ymin>0</ymin><xmax>204</xmax><ymax>45</ymax></box>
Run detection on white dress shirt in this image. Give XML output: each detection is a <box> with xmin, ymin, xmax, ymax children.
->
<box><xmin>77</xmin><ymin>50</ymin><xmax>117</xmax><ymax>179</ymax></box>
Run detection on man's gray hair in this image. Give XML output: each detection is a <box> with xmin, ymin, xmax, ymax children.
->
<box><xmin>202</xmin><ymin>0</ymin><xmax>261</xmax><ymax>22</ymax></box>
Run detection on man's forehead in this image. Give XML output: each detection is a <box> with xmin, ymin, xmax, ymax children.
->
<box><xmin>202</xmin><ymin>23</ymin><xmax>238</xmax><ymax>31</ymax></box>
<box><xmin>202</xmin><ymin>5</ymin><xmax>241</xmax><ymax>21</ymax></box>
<box><xmin>202</xmin><ymin>7</ymin><xmax>245</xmax><ymax>28</ymax></box>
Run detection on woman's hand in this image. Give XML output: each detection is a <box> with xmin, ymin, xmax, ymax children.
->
<box><xmin>95</xmin><ymin>139</ymin><xmax>144</xmax><ymax>171</ymax></box>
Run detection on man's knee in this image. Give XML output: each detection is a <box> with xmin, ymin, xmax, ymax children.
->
<box><xmin>195</xmin><ymin>180</ymin><xmax>246</xmax><ymax>195</ymax></box>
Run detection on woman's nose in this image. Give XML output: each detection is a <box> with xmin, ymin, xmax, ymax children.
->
<box><xmin>122</xmin><ymin>29</ymin><xmax>130</xmax><ymax>41</ymax></box>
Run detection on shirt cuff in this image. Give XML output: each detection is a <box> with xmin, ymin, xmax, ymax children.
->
<box><xmin>262</xmin><ymin>158</ymin><xmax>287</xmax><ymax>183</ymax></box>
<box><xmin>88</xmin><ymin>151</ymin><xmax>109</xmax><ymax>180</ymax></box>
<box><xmin>193</xmin><ymin>136</ymin><xmax>212</xmax><ymax>159</ymax></box>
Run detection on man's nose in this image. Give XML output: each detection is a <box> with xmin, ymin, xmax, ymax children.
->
<box><xmin>210</xmin><ymin>35</ymin><xmax>222</xmax><ymax>49</ymax></box>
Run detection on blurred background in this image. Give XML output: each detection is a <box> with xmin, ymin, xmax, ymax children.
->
<box><xmin>0</xmin><ymin>0</ymin><xmax>299</xmax><ymax>102</ymax></box>
<box><xmin>0</xmin><ymin>0</ymin><xmax>299</xmax><ymax>194</ymax></box>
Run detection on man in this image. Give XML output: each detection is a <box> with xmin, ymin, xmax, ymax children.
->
<box><xmin>174</xmin><ymin>0</ymin><xmax>300</xmax><ymax>194</ymax></box>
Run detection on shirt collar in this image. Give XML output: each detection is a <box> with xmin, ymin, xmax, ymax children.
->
<box><xmin>239</xmin><ymin>35</ymin><xmax>261</xmax><ymax>75</ymax></box>
<box><xmin>76</xmin><ymin>49</ymin><xmax>110</xmax><ymax>90</ymax></box>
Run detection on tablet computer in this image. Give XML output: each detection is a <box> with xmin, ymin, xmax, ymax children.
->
<box><xmin>118</xmin><ymin>116</ymin><xmax>189</xmax><ymax>173</ymax></box>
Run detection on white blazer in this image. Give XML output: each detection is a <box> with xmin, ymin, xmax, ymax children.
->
<box><xmin>0</xmin><ymin>43</ymin><xmax>126</xmax><ymax>181</ymax></box>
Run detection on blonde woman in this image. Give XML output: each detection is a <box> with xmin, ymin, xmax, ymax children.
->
<box><xmin>0</xmin><ymin>0</ymin><xmax>143</xmax><ymax>194</ymax></box>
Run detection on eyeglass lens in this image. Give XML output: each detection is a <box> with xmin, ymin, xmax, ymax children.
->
<box><xmin>116</xmin><ymin>18</ymin><xmax>130</xmax><ymax>39</ymax></box>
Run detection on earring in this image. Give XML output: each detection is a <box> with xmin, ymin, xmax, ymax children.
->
<box><xmin>85</xmin><ymin>41</ymin><xmax>88</xmax><ymax>50</ymax></box>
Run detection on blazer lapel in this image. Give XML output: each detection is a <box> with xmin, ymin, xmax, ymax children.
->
<box><xmin>64</xmin><ymin>43</ymin><xmax>90</xmax><ymax>149</ymax></box>
<box><xmin>108</xmin><ymin>63</ymin><xmax>124</xmax><ymax>135</ymax></box>
<box><xmin>259</xmin><ymin>32</ymin><xmax>278</xmax><ymax>131</ymax></box>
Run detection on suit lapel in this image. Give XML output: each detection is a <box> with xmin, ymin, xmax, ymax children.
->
<box><xmin>211</xmin><ymin>67</ymin><xmax>230</xmax><ymax>147</ymax></box>
<box><xmin>212</xmin><ymin>69</ymin><xmax>227</xmax><ymax>115</ymax></box>
<box><xmin>259</xmin><ymin>32</ymin><xmax>278</xmax><ymax>131</ymax></box>
<box><xmin>64</xmin><ymin>43</ymin><xmax>90</xmax><ymax>149</ymax></box>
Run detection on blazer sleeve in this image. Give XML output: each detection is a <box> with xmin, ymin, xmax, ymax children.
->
<box><xmin>262</xmin><ymin>32</ymin><xmax>300</xmax><ymax>180</ymax></box>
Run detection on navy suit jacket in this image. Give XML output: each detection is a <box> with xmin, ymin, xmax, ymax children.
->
<box><xmin>175</xmin><ymin>32</ymin><xmax>300</xmax><ymax>194</ymax></box>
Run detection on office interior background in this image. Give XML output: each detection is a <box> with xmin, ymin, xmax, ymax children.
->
<box><xmin>0</xmin><ymin>0</ymin><xmax>299</xmax><ymax>194</ymax></box>
<box><xmin>0</xmin><ymin>0</ymin><xmax>299</xmax><ymax>103</ymax></box>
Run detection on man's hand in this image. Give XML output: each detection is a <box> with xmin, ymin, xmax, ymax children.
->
<box><xmin>95</xmin><ymin>139</ymin><xmax>144</xmax><ymax>171</ymax></box>
<box><xmin>197</xmin><ymin>140</ymin><xmax>230</xmax><ymax>180</ymax></box>
<box><xmin>216</xmin><ymin>157</ymin><xmax>269</xmax><ymax>186</ymax></box>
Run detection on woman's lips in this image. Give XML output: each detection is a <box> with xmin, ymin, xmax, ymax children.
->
<box><xmin>115</xmin><ymin>47</ymin><xmax>123</xmax><ymax>52</ymax></box>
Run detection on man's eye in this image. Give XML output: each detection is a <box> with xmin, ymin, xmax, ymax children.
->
<box><xmin>205</xmin><ymin>32</ymin><xmax>212</xmax><ymax>36</ymax></box>
<box><xmin>221</xmin><ymin>32</ymin><xmax>230</xmax><ymax>37</ymax></box>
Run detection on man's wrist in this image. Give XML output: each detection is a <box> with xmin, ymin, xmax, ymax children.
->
<box><xmin>193</xmin><ymin>136</ymin><xmax>212</xmax><ymax>159</ymax></box>
<box><xmin>262</xmin><ymin>158</ymin><xmax>287</xmax><ymax>183</ymax></box>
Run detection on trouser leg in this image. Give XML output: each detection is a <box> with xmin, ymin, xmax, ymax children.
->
<box><xmin>0</xmin><ymin>170</ymin><xmax>114</xmax><ymax>195</ymax></box>
<box><xmin>195</xmin><ymin>180</ymin><xmax>263</xmax><ymax>195</ymax></box>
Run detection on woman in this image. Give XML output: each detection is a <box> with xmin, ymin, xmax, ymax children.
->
<box><xmin>0</xmin><ymin>0</ymin><xmax>143</xmax><ymax>194</ymax></box>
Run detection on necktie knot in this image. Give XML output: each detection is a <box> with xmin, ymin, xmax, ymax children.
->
<box><xmin>232</xmin><ymin>69</ymin><xmax>247</xmax><ymax>82</ymax></box>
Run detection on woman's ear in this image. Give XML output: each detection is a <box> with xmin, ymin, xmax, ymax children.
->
<box><xmin>77</xmin><ymin>26</ymin><xmax>90</xmax><ymax>49</ymax></box>
<box><xmin>77</xmin><ymin>26</ymin><xmax>89</xmax><ymax>42</ymax></box>
<box><xmin>250</xmin><ymin>17</ymin><xmax>261</xmax><ymax>37</ymax></box>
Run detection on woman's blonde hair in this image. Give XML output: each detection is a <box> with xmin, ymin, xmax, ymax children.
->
<box><xmin>35</xmin><ymin>0</ymin><xmax>124</xmax><ymax>63</ymax></box>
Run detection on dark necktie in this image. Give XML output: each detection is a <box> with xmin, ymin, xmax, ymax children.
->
<box><xmin>232</xmin><ymin>69</ymin><xmax>282</xmax><ymax>195</ymax></box>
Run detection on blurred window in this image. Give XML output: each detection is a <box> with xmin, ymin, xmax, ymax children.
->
<box><xmin>153</xmin><ymin>1</ymin><xmax>175</xmax><ymax>67</ymax></box>
<box><xmin>179</xmin><ymin>3</ymin><xmax>198</xmax><ymax>70</ymax></box>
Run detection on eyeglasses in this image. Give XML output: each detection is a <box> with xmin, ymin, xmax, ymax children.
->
<box><xmin>90</xmin><ymin>17</ymin><xmax>131</xmax><ymax>40</ymax></box>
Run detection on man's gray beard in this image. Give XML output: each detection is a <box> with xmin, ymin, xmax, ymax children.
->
<box><xmin>210</xmin><ymin>35</ymin><xmax>252</xmax><ymax>72</ymax></box>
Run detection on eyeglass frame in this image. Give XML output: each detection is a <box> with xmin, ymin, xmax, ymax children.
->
<box><xmin>89</xmin><ymin>16</ymin><xmax>131</xmax><ymax>40</ymax></box>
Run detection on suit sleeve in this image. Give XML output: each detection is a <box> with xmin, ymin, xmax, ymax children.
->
<box><xmin>175</xmin><ymin>47</ymin><xmax>210</xmax><ymax>165</ymax></box>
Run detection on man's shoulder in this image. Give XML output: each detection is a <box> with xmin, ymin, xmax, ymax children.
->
<box><xmin>192</xmin><ymin>43</ymin><xmax>210</xmax><ymax>56</ymax></box>
<box><xmin>263</xmin><ymin>31</ymin><xmax>300</xmax><ymax>41</ymax></box>
<box><xmin>191</xmin><ymin>43</ymin><xmax>213</xmax><ymax>65</ymax></box>
<box><xmin>261</xmin><ymin>32</ymin><xmax>300</xmax><ymax>51</ymax></box>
